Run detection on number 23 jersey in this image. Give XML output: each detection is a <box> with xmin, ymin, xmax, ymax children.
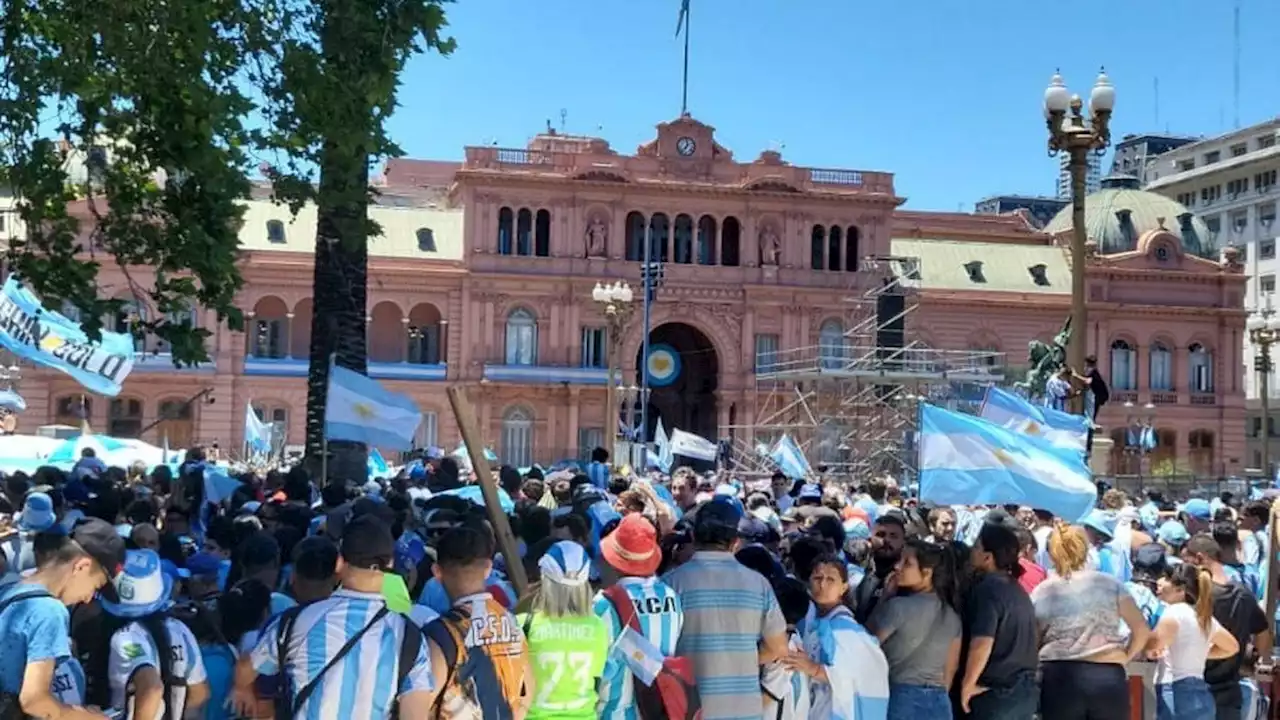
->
<box><xmin>517</xmin><ymin>612</ymin><xmax>609</xmax><ymax>720</ymax></box>
<box><xmin>108</xmin><ymin>617</ymin><xmax>207</xmax><ymax>720</ymax></box>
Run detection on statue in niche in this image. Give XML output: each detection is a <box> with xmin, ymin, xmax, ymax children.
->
<box><xmin>584</xmin><ymin>216</ymin><xmax>608</xmax><ymax>258</ymax></box>
<box><xmin>759</xmin><ymin>225</ymin><xmax>781</xmax><ymax>266</ymax></box>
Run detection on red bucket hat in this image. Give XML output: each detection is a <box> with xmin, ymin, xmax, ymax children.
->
<box><xmin>600</xmin><ymin>514</ymin><xmax>661</xmax><ymax>577</ymax></box>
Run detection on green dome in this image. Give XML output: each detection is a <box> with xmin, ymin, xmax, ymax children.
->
<box><xmin>1043</xmin><ymin>175</ymin><xmax>1215</xmax><ymax>259</ymax></box>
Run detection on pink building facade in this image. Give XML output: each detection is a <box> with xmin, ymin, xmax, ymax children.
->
<box><xmin>13</xmin><ymin>115</ymin><xmax>1246</xmax><ymax>478</ymax></box>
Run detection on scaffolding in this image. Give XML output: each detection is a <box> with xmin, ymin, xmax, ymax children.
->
<box><xmin>725</xmin><ymin>254</ymin><xmax>1008</xmax><ymax>481</ymax></box>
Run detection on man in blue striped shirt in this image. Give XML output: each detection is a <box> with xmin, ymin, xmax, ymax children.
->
<box><xmin>662</xmin><ymin>497</ymin><xmax>789</xmax><ymax>720</ymax></box>
<box><xmin>233</xmin><ymin>515</ymin><xmax>434</xmax><ymax>720</ymax></box>
<box><xmin>594</xmin><ymin>514</ymin><xmax>684</xmax><ymax>719</ymax></box>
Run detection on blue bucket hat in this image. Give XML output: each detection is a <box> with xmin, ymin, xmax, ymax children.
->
<box><xmin>100</xmin><ymin>549</ymin><xmax>173</xmax><ymax>618</ymax></box>
<box><xmin>1081</xmin><ymin>510</ymin><xmax>1117</xmax><ymax>540</ymax></box>
<box><xmin>1157</xmin><ymin>520</ymin><xmax>1190</xmax><ymax>547</ymax></box>
<box><xmin>18</xmin><ymin>492</ymin><xmax>56</xmax><ymax>532</ymax></box>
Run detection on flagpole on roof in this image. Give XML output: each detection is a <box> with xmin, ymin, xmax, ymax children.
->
<box><xmin>676</xmin><ymin>0</ymin><xmax>691</xmax><ymax>116</ymax></box>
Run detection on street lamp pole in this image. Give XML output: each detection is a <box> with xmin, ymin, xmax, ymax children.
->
<box><xmin>592</xmin><ymin>281</ymin><xmax>634</xmax><ymax>462</ymax></box>
<box><xmin>1044</xmin><ymin>69</ymin><xmax>1115</xmax><ymax>407</ymax></box>
<box><xmin>1248</xmin><ymin>300</ymin><xmax>1280</xmax><ymax>640</ymax></box>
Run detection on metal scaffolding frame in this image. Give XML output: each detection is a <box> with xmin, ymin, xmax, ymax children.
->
<box><xmin>725</xmin><ymin>254</ymin><xmax>1007</xmax><ymax>481</ymax></box>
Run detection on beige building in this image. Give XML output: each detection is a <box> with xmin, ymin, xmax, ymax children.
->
<box><xmin>1143</xmin><ymin>117</ymin><xmax>1280</xmax><ymax>472</ymax></box>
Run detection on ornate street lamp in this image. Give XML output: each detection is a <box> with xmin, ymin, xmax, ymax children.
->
<box><xmin>592</xmin><ymin>281</ymin><xmax>635</xmax><ymax>459</ymax></box>
<box><xmin>1248</xmin><ymin>303</ymin><xmax>1280</xmax><ymax>476</ymax></box>
<box><xmin>1044</xmin><ymin>69</ymin><xmax>1115</xmax><ymax>403</ymax></box>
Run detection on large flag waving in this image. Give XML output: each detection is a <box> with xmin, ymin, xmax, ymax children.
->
<box><xmin>919</xmin><ymin>403</ymin><xmax>1095</xmax><ymax>522</ymax></box>
<box><xmin>324</xmin><ymin>364</ymin><xmax>421</xmax><ymax>449</ymax></box>
<box><xmin>244</xmin><ymin>402</ymin><xmax>273</xmax><ymax>454</ymax></box>
<box><xmin>979</xmin><ymin>386</ymin><xmax>1089</xmax><ymax>453</ymax></box>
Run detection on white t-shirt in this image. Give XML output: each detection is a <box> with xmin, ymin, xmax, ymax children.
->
<box><xmin>1154</xmin><ymin>602</ymin><xmax>1222</xmax><ymax>685</ymax></box>
<box><xmin>108</xmin><ymin>617</ymin><xmax>207</xmax><ymax>720</ymax></box>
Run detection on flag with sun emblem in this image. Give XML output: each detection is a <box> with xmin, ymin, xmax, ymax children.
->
<box><xmin>979</xmin><ymin>385</ymin><xmax>1089</xmax><ymax>453</ymax></box>
<box><xmin>324</xmin><ymin>363</ymin><xmax>422</xmax><ymax>449</ymax></box>
<box><xmin>919</xmin><ymin>403</ymin><xmax>1094</xmax><ymax>522</ymax></box>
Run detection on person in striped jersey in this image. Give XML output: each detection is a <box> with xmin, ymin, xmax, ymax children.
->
<box><xmin>232</xmin><ymin>515</ymin><xmax>434</xmax><ymax>720</ymax></box>
<box><xmin>592</xmin><ymin>514</ymin><xmax>684</xmax><ymax>720</ymax></box>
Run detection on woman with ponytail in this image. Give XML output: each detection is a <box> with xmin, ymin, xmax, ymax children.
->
<box><xmin>1030</xmin><ymin>520</ymin><xmax>1151</xmax><ymax>719</ymax></box>
<box><xmin>1150</xmin><ymin>563</ymin><xmax>1238</xmax><ymax>719</ymax></box>
<box><xmin>867</xmin><ymin>538</ymin><xmax>962</xmax><ymax>719</ymax></box>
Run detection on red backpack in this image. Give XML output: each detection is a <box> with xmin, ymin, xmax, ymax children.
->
<box><xmin>602</xmin><ymin>585</ymin><xmax>703</xmax><ymax>720</ymax></box>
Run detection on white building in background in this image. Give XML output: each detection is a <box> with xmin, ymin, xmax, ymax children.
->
<box><xmin>1144</xmin><ymin>117</ymin><xmax>1280</xmax><ymax>470</ymax></box>
<box><xmin>1056</xmin><ymin>149</ymin><xmax>1102</xmax><ymax>200</ymax></box>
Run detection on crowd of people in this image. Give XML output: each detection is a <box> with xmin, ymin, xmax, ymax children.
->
<box><xmin>0</xmin><ymin>443</ymin><xmax>1275</xmax><ymax>720</ymax></box>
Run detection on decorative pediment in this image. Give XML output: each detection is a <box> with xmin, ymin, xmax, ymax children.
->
<box><xmin>1097</xmin><ymin>228</ymin><xmax>1239</xmax><ymax>275</ymax></box>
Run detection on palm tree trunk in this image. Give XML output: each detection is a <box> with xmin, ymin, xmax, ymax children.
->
<box><xmin>304</xmin><ymin>136</ymin><xmax>370</xmax><ymax>483</ymax></box>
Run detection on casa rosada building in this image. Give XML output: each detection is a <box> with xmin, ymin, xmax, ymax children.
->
<box><xmin>16</xmin><ymin>115</ymin><xmax>1248</xmax><ymax>478</ymax></box>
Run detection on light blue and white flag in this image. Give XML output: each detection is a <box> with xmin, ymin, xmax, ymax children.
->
<box><xmin>979</xmin><ymin>386</ymin><xmax>1089</xmax><ymax>453</ymax></box>
<box><xmin>667</xmin><ymin>428</ymin><xmax>717</xmax><ymax>462</ymax></box>
<box><xmin>244</xmin><ymin>402</ymin><xmax>273</xmax><ymax>455</ymax></box>
<box><xmin>919</xmin><ymin>403</ymin><xmax>1095</xmax><ymax>522</ymax></box>
<box><xmin>452</xmin><ymin>442</ymin><xmax>498</xmax><ymax>464</ymax></box>
<box><xmin>648</xmin><ymin>419</ymin><xmax>673</xmax><ymax>473</ymax></box>
<box><xmin>0</xmin><ymin>390</ymin><xmax>26</xmax><ymax>411</ymax></box>
<box><xmin>0</xmin><ymin>276</ymin><xmax>135</xmax><ymax>395</ymax></box>
<box><xmin>324</xmin><ymin>364</ymin><xmax>421</xmax><ymax>450</ymax></box>
<box><xmin>770</xmin><ymin>434</ymin><xmax>812</xmax><ymax>480</ymax></box>
<box><xmin>368</xmin><ymin>448</ymin><xmax>390</xmax><ymax>477</ymax></box>
<box><xmin>615</xmin><ymin>625</ymin><xmax>664</xmax><ymax>686</ymax></box>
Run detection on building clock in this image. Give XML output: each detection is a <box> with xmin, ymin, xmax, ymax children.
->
<box><xmin>676</xmin><ymin>136</ymin><xmax>697</xmax><ymax>156</ymax></box>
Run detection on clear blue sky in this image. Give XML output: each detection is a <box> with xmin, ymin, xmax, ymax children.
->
<box><xmin>387</xmin><ymin>0</ymin><xmax>1278</xmax><ymax>212</ymax></box>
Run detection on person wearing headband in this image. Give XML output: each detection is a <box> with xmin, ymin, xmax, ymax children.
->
<box><xmin>518</xmin><ymin>541</ymin><xmax>609</xmax><ymax>719</ymax></box>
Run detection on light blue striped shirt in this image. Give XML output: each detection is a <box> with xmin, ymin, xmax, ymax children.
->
<box><xmin>662</xmin><ymin>551</ymin><xmax>785</xmax><ymax>720</ymax></box>
<box><xmin>592</xmin><ymin>576</ymin><xmax>685</xmax><ymax>720</ymax></box>
<box><xmin>249</xmin><ymin>589</ymin><xmax>433</xmax><ymax>720</ymax></box>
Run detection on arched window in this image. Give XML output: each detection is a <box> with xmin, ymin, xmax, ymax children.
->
<box><xmin>721</xmin><ymin>216</ymin><xmax>741</xmax><ymax>266</ymax></box>
<box><xmin>416</xmin><ymin>227</ymin><xmax>437</xmax><ymax>252</ymax></box>
<box><xmin>696</xmin><ymin>215</ymin><xmax>717</xmax><ymax>265</ymax></box>
<box><xmin>108</xmin><ymin>397</ymin><xmax>143</xmax><ymax>438</ymax></box>
<box><xmin>811</xmin><ymin>225</ymin><xmax>826</xmax><ymax>270</ymax></box>
<box><xmin>504</xmin><ymin>308</ymin><xmax>538</xmax><ymax>366</ymax></box>
<box><xmin>497</xmin><ymin>207</ymin><xmax>514</xmax><ymax>255</ymax></box>
<box><xmin>819</xmin><ymin>320</ymin><xmax>845</xmax><ymax>370</ymax></box>
<box><xmin>501</xmin><ymin>406</ymin><xmax>534</xmax><ymax>468</ymax></box>
<box><xmin>534</xmin><ymin>209</ymin><xmax>551</xmax><ymax>257</ymax></box>
<box><xmin>1189</xmin><ymin>343</ymin><xmax>1213</xmax><ymax>392</ymax></box>
<box><xmin>672</xmin><ymin>214</ymin><xmax>694</xmax><ymax>264</ymax></box>
<box><xmin>649</xmin><ymin>213</ymin><xmax>670</xmax><ymax>263</ymax></box>
<box><xmin>516</xmin><ymin>208</ymin><xmax>533</xmax><ymax>256</ymax></box>
<box><xmin>845</xmin><ymin>226</ymin><xmax>860</xmax><ymax>271</ymax></box>
<box><xmin>266</xmin><ymin>220</ymin><xmax>286</xmax><ymax>244</ymax></box>
<box><xmin>155</xmin><ymin>304</ymin><xmax>196</xmax><ymax>354</ymax></box>
<box><xmin>625</xmin><ymin>212</ymin><xmax>646</xmax><ymax>261</ymax></box>
<box><xmin>1149</xmin><ymin>342</ymin><xmax>1173</xmax><ymax>391</ymax></box>
<box><xmin>828</xmin><ymin>226</ymin><xmax>843</xmax><ymax>271</ymax></box>
<box><xmin>1110</xmin><ymin>339</ymin><xmax>1136</xmax><ymax>390</ymax></box>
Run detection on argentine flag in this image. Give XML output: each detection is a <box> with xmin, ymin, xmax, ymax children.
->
<box><xmin>324</xmin><ymin>364</ymin><xmax>422</xmax><ymax>450</ymax></box>
<box><xmin>244</xmin><ymin>402</ymin><xmax>273</xmax><ymax>454</ymax></box>
<box><xmin>919</xmin><ymin>403</ymin><xmax>1095</xmax><ymax>522</ymax></box>
<box><xmin>979</xmin><ymin>386</ymin><xmax>1089</xmax><ymax>453</ymax></box>
<box><xmin>615</xmin><ymin>626</ymin><xmax>664</xmax><ymax>686</ymax></box>
<box><xmin>771</xmin><ymin>434</ymin><xmax>812</xmax><ymax>480</ymax></box>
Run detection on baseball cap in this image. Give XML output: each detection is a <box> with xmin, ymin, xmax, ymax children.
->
<box><xmin>1157</xmin><ymin>520</ymin><xmax>1190</xmax><ymax>547</ymax></box>
<box><xmin>538</xmin><ymin>541</ymin><xmax>592</xmax><ymax>587</ymax></box>
<box><xmin>1178</xmin><ymin>498</ymin><xmax>1212</xmax><ymax>521</ymax></box>
<box><xmin>797</xmin><ymin>484</ymin><xmax>822</xmax><ymax>502</ymax></box>
<box><xmin>186</xmin><ymin>552</ymin><xmax>224</xmax><ymax>579</ymax></box>
<box><xmin>1132</xmin><ymin>543</ymin><xmax>1168</xmax><ymax>579</ymax></box>
<box><xmin>737</xmin><ymin>515</ymin><xmax>780</xmax><ymax>545</ymax></box>
<box><xmin>695</xmin><ymin>496</ymin><xmax>744</xmax><ymax>532</ymax></box>
<box><xmin>341</xmin><ymin>514</ymin><xmax>395</xmax><ymax>571</ymax></box>
<box><xmin>71</xmin><ymin>518</ymin><xmax>126</xmax><ymax>597</ymax></box>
